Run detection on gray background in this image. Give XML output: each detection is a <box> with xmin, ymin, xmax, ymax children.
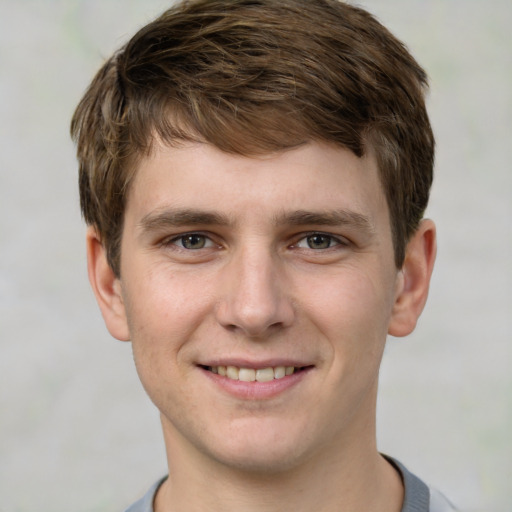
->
<box><xmin>1</xmin><ymin>1</ymin><xmax>511</xmax><ymax>511</ymax></box>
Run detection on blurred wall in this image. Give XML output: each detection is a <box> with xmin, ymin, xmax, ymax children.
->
<box><xmin>0</xmin><ymin>1</ymin><xmax>510</xmax><ymax>511</ymax></box>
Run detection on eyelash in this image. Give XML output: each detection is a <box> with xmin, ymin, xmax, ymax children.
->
<box><xmin>293</xmin><ymin>232</ymin><xmax>348</xmax><ymax>250</ymax></box>
<box><xmin>162</xmin><ymin>231</ymin><xmax>348</xmax><ymax>251</ymax></box>
<box><xmin>164</xmin><ymin>233</ymin><xmax>216</xmax><ymax>250</ymax></box>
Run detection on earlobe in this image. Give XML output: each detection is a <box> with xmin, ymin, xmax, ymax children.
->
<box><xmin>86</xmin><ymin>227</ymin><xmax>131</xmax><ymax>341</ymax></box>
<box><xmin>388</xmin><ymin>219</ymin><xmax>437</xmax><ymax>338</ymax></box>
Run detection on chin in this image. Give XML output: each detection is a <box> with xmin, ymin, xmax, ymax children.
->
<box><xmin>203</xmin><ymin>419</ymin><xmax>316</xmax><ymax>475</ymax></box>
<box><xmin>211</xmin><ymin>445</ymin><xmax>306</xmax><ymax>475</ymax></box>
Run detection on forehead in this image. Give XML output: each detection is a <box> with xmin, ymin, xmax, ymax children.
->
<box><xmin>125</xmin><ymin>140</ymin><xmax>389</xmax><ymax>229</ymax></box>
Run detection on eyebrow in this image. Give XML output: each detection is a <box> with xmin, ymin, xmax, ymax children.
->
<box><xmin>274</xmin><ymin>209</ymin><xmax>375</xmax><ymax>235</ymax></box>
<box><xmin>139</xmin><ymin>208</ymin><xmax>232</xmax><ymax>233</ymax></box>
<box><xmin>138</xmin><ymin>207</ymin><xmax>375</xmax><ymax>236</ymax></box>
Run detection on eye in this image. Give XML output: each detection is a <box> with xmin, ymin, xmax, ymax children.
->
<box><xmin>171</xmin><ymin>233</ymin><xmax>214</xmax><ymax>250</ymax></box>
<box><xmin>295</xmin><ymin>233</ymin><xmax>342</xmax><ymax>250</ymax></box>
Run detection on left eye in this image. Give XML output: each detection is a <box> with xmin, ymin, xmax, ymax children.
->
<box><xmin>295</xmin><ymin>234</ymin><xmax>341</xmax><ymax>250</ymax></box>
<box><xmin>172</xmin><ymin>234</ymin><xmax>214</xmax><ymax>250</ymax></box>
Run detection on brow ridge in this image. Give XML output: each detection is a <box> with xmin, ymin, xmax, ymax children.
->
<box><xmin>139</xmin><ymin>207</ymin><xmax>232</xmax><ymax>232</ymax></box>
<box><xmin>138</xmin><ymin>207</ymin><xmax>375</xmax><ymax>236</ymax></box>
<box><xmin>274</xmin><ymin>209</ymin><xmax>375</xmax><ymax>234</ymax></box>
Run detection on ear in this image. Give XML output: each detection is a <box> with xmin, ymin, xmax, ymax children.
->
<box><xmin>388</xmin><ymin>219</ymin><xmax>437</xmax><ymax>337</ymax></box>
<box><xmin>86</xmin><ymin>227</ymin><xmax>130</xmax><ymax>341</ymax></box>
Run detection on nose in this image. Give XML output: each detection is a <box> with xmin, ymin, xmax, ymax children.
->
<box><xmin>215</xmin><ymin>244</ymin><xmax>295</xmax><ymax>338</ymax></box>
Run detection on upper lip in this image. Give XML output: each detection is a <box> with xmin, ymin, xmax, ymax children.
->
<box><xmin>198</xmin><ymin>358</ymin><xmax>313</xmax><ymax>369</ymax></box>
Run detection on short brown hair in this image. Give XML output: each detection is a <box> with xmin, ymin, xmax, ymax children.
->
<box><xmin>71</xmin><ymin>0</ymin><xmax>434</xmax><ymax>276</ymax></box>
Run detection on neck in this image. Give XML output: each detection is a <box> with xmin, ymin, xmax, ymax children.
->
<box><xmin>155</xmin><ymin>409</ymin><xmax>403</xmax><ymax>512</ymax></box>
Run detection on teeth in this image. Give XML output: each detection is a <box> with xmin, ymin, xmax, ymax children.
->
<box><xmin>209</xmin><ymin>365</ymin><xmax>297</xmax><ymax>381</ymax></box>
<box><xmin>239</xmin><ymin>368</ymin><xmax>256</xmax><ymax>382</ymax></box>
<box><xmin>226</xmin><ymin>366</ymin><xmax>239</xmax><ymax>380</ymax></box>
<box><xmin>274</xmin><ymin>366</ymin><xmax>286</xmax><ymax>379</ymax></box>
<box><xmin>256</xmin><ymin>367</ymin><xmax>274</xmax><ymax>382</ymax></box>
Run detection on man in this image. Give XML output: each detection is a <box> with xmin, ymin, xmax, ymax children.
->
<box><xmin>71</xmin><ymin>1</ymin><xmax>455</xmax><ymax>510</ymax></box>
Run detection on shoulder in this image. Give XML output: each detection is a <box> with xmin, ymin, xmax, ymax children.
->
<box><xmin>123</xmin><ymin>477</ymin><xmax>167</xmax><ymax>512</ymax></box>
<box><xmin>385</xmin><ymin>456</ymin><xmax>458</xmax><ymax>512</ymax></box>
<box><xmin>429</xmin><ymin>487</ymin><xmax>458</xmax><ymax>512</ymax></box>
<box><xmin>123</xmin><ymin>464</ymin><xmax>458</xmax><ymax>512</ymax></box>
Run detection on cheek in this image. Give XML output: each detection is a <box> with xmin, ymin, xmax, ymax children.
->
<box><xmin>298</xmin><ymin>265</ymin><xmax>397</xmax><ymax>392</ymax></box>
<box><xmin>123</xmin><ymin>263</ymin><xmax>213</xmax><ymax>340</ymax></box>
<box><xmin>301</xmin><ymin>268</ymin><xmax>394</xmax><ymax>340</ymax></box>
<box><xmin>122</xmin><ymin>270</ymin><xmax>207</xmax><ymax>407</ymax></box>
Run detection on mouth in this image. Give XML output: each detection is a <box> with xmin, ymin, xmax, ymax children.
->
<box><xmin>200</xmin><ymin>365</ymin><xmax>311</xmax><ymax>382</ymax></box>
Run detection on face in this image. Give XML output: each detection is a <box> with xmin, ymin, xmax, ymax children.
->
<box><xmin>104</xmin><ymin>141</ymin><xmax>407</xmax><ymax>473</ymax></box>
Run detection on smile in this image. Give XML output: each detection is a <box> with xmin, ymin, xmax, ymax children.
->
<box><xmin>205</xmin><ymin>365</ymin><xmax>302</xmax><ymax>382</ymax></box>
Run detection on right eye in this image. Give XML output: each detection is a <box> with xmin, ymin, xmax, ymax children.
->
<box><xmin>169</xmin><ymin>233</ymin><xmax>215</xmax><ymax>250</ymax></box>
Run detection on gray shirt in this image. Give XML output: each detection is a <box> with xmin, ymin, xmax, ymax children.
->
<box><xmin>124</xmin><ymin>457</ymin><xmax>456</xmax><ymax>512</ymax></box>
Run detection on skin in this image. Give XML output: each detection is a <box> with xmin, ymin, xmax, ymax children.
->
<box><xmin>87</xmin><ymin>140</ymin><xmax>436</xmax><ymax>512</ymax></box>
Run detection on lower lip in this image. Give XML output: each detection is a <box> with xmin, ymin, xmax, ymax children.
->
<box><xmin>200</xmin><ymin>367</ymin><xmax>312</xmax><ymax>400</ymax></box>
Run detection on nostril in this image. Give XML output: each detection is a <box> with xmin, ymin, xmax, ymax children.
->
<box><xmin>221</xmin><ymin>320</ymin><xmax>287</xmax><ymax>339</ymax></box>
<box><xmin>214</xmin><ymin>275</ymin><xmax>295</xmax><ymax>336</ymax></box>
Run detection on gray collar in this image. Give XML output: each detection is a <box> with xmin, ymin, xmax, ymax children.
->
<box><xmin>124</xmin><ymin>457</ymin><xmax>456</xmax><ymax>512</ymax></box>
